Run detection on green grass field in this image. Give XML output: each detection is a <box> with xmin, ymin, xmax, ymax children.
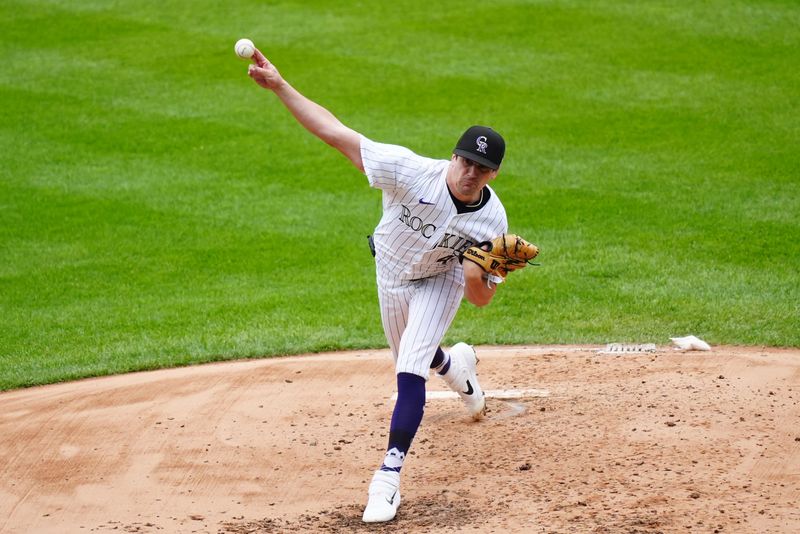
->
<box><xmin>1</xmin><ymin>0</ymin><xmax>798</xmax><ymax>390</ymax></box>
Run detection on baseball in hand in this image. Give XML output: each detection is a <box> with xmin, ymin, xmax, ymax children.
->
<box><xmin>234</xmin><ymin>38</ymin><xmax>255</xmax><ymax>59</ymax></box>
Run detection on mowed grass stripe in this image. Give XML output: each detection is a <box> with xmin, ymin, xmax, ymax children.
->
<box><xmin>1</xmin><ymin>0</ymin><xmax>798</xmax><ymax>389</ymax></box>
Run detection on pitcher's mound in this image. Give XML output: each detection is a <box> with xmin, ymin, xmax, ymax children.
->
<box><xmin>1</xmin><ymin>345</ymin><xmax>798</xmax><ymax>533</ymax></box>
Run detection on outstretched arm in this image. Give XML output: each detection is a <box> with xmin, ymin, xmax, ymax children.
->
<box><xmin>247</xmin><ymin>48</ymin><xmax>364</xmax><ymax>172</ymax></box>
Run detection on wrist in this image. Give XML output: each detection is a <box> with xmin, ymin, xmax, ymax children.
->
<box><xmin>484</xmin><ymin>273</ymin><xmax>504</xmax><ymax>288</ymax></box>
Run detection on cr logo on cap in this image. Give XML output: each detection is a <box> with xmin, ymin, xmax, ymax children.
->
<box><xmin>476</xmin><ymin>136</ymin><xmax>488</xmax><ymax>154</ymax></box>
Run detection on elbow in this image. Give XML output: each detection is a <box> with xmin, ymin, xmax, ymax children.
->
<box><xmin>465</xmin><ymin>290</ymin><xmax>494</xmax><ymax>308</ymax></box>
<box><xmin>462</xmin><ymin>261</ymin><xmax>496</xmax><ymax>307</ymax></box>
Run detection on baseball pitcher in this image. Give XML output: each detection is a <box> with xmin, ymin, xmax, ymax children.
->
<box><xmin>245</xmin><ymin>46</ymin><xmax>538</xmax><ymax>523</ymax></box>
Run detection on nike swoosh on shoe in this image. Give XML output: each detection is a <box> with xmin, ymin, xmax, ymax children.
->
<box><xmin>463</xmin><ymin>380</ymin><xmax>474</xmax><ymax>395</ymax></box>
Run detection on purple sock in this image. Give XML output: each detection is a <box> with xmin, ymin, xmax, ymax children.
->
<box><xmin>380</xmin><ymin>372</ymin><xmax>426</xmax><ymax>473</ymax></box>
<box><xmin>431</xmin><ymin>346</ymin><xmax>451</xmax><ymax>375</ymax></box>
<box><xmin>429</xmin><ymin>346</ymin><xmax>445</xmax><ymax>369</ymax></box>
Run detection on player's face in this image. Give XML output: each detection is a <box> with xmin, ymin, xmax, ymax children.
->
<box><xmin>447</xmin><ymin>155</ymin><xmax>498</xmax><ymax>203</ymax></box>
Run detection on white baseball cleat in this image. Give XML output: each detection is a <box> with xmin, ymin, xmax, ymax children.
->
<box><xmin>440</xmin><ymin>342</ymin><xmax>486</xmax><ymax>420</ymax></box>
<box><xmin>362</xmin><ymin>469</ymin><xmax>401</xmax><ymax>523</ymax></box>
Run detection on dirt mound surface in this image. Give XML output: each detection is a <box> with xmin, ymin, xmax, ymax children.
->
<box><xmin>1</xmin><ymin>345</ymin><xmax>799</xmax><ymax>533</ymax></box>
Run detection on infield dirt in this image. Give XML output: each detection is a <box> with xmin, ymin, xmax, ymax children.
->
<box><xmin>1</xmin><ymin>346</ymin><xmax>798</xmax><ymax>533</ymax></box>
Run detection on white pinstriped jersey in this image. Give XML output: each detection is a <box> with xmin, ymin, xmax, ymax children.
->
<box><xmin>360</xmin><ymin>136</ymin><xmax>508</xmax><ymax>282</ymax></box>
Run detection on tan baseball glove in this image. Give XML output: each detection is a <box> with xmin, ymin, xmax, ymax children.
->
<box><xmin>462</xmin><ymin>234</ymin><xmax>539</xmax><ymax>279</ymax></box>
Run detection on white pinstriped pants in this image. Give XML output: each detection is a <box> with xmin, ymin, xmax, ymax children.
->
<box><xmin>377</xmin><ymin>267</ymin><xmax>464</xmax><ymax>379</ymax></box>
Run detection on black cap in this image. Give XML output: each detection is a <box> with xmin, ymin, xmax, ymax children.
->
<box><xmin>453</xmin><ymin>125</ymin><xmax>505</xmax><ymax>170</ymax></box>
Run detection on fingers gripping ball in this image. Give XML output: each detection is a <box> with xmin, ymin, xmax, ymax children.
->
<box><xmin>234</xmin><ymin>38</ymin><xmax>256</xmax><ymax>59</ymax></box>
<box><xmin>462</xmin><ymin>234</ymin><xmax>539</xmax><ymax>279</ymax></box>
